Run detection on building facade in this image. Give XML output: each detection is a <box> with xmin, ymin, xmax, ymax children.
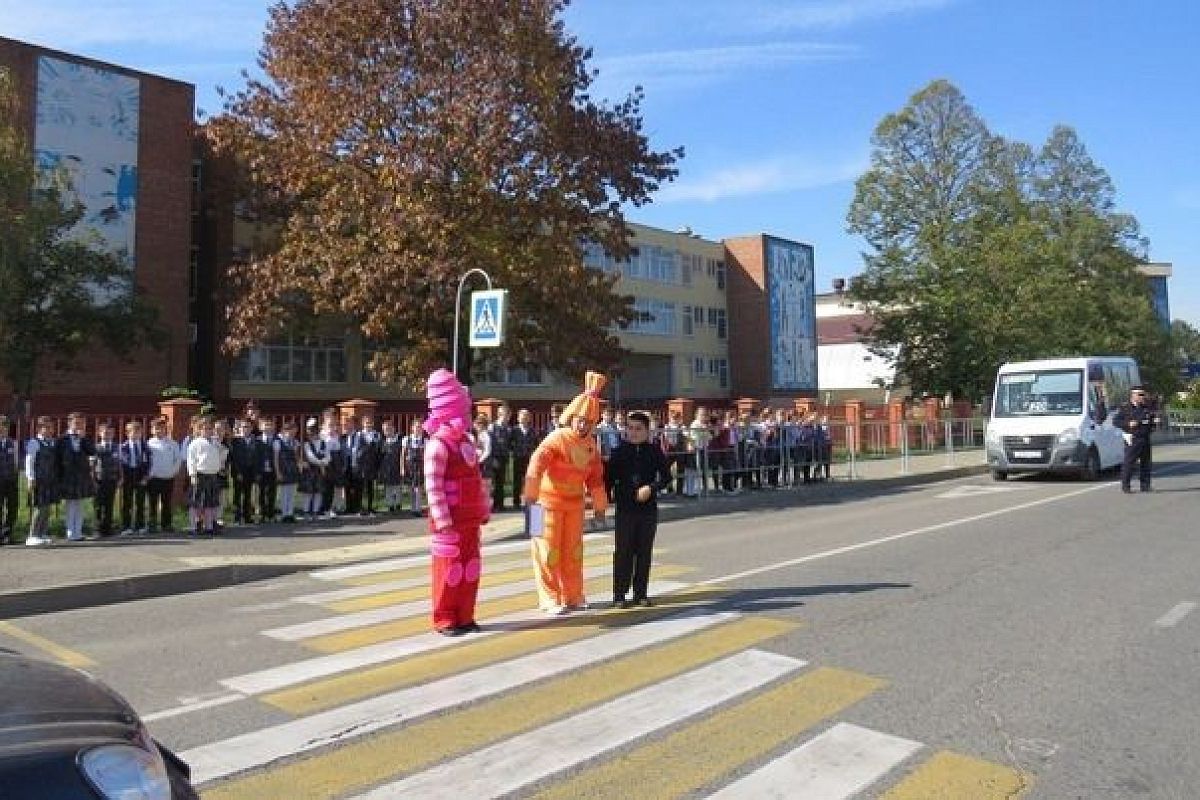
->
<box><xmin>0</xmin><ymin>37</ymin><xmax>195</xmax><ymax>415</ymax></box>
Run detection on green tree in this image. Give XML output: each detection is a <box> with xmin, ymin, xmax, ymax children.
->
<box><xmin>206</xmin><ymin>0</ymin><xmax>681</xmax><ymax>387</ymax></box>
<box><xmin>1170</xmin><ymin>319</ymin><xmax>1200</xmax><ymax>363</ymax></box>
<box><xmin>848</xmin><ymin>80</ymin><xmax>1170</xmax><ymax>400</ymax></box>
<box><xmin>0</xmin><ymin>70</ymin><xmax>163</xmax><ymax>416</ymax></box>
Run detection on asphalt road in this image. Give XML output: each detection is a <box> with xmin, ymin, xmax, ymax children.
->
<box><xmin>4</xmin><ymin>442</ymin><xmax>1198</xmax><ymax>798</ymax></box>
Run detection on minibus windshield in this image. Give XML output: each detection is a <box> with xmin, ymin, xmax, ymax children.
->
<box><xmin>994</xmin><ymin>369</ymin><xmax>1084</xmax><ymax>417</ymax></box>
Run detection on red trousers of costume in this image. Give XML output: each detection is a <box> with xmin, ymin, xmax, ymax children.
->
<box><xmin>431</xmin><ymin>524</ymin><xmax>482</xmax><ymax>630</ymax></box>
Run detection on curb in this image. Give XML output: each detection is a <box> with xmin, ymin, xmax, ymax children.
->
<box><xmin>0</xmin><ymin>466</ymin><xmax>987</xmax><ymax>617</ymax></box>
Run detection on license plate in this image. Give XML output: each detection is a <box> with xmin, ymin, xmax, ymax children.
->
<box><xmin>1013</xmin><ymin>450</ymin><xmax>1042</xmax><ymax>459</ymax></box>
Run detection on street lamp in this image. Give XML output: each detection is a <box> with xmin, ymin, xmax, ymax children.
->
<box><xmin>452</xmin><ymin>268</ymin><xmax>494</xmax><ymax>378</ymax></box>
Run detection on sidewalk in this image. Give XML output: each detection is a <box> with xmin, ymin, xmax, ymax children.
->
<box><xmin>0</xmin><ymin>450</ymin><xmax>987</xmax><ymax>619</ymax></box>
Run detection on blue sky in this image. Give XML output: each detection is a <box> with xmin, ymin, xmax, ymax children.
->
<box><xmin>5</xmin><ymin>0</ymin><xmax>1196</xmax><ymax>324</ymax></box>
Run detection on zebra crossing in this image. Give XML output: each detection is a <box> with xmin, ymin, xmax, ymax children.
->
<box><xmin>162</xmin><ymin>535</ymin><xmax>1032</xmax><ymax>799</ymax></box>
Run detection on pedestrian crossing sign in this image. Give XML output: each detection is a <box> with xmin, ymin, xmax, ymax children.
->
<box><xmin>469</xmin><ymin>289</ymin><xmax>507</xmax><ymax>348</ymax></box>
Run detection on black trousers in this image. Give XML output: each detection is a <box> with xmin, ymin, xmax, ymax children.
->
<box><xmin>491</xmin><ymin>456</ymin><xmax>509</xmax><ymax>509</ymax></box>
<box><xmin>120</xmin><ymin>479</ymin><xmax>146</xmax><ymax>530</ymax></box>
<box><xmin>233</xmin><ymin>473</ymin><xmax>256</xmax><ymax>521</ymax></box>
<box><xmin>258</xmin><ymin>473</ymin><xmax>277</xmax><ymax>521</ymax></box>
<box><xmin>94</xmin><ymin>479</ymin><xmax>117</xmax><ymax>535</ymax></box>
<box><xmin>512</xmin><ymin>457</ymin><xmax>530</xmax><ymax>505</ymax></box>
<box><xmin>613</xmin><ymin>508</ymin><xmax>658</xmax><ymax>601</ymax></box>
<box><xmin>146</xmin><ymin>477</ymin><xmax>174</xmax><ymax>530</ymax></box>
<box><xmin>1121</xmin><ymin>439</ymin><xmax>1153</xmax><ymax>489</ymax></box>
<box><xmin>0</xmin><ymin>478</ymin><xmax>17</xmax><ymax>534</ymax></box>
<box><xmin>345</xmin><ymin>474</ymin><xmax>362</xmax><ymax>514</ymax></box>
<box><xmin>360</xmin><ymin>477</ymin><xmax>376</xmax><ymax>513</ymax></box>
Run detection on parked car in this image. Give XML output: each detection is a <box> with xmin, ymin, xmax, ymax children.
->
<box><xmin>0</xmin><ymin>650</ymin><xmax>197</xmax><ymax>799</ymax></box>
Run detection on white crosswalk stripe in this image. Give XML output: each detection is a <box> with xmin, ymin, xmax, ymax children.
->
<box><xmin>708</xmin><ymin>722</ymin><xmax>922</xmax><ymax>799</ymax></box>
<box><xmin>349</xmin><ymin>650</ymin><xmax>804</xmax><ymax>799</ymax></box>
<box><xmin>185</xmin><ymin>608</ymin><xmax>737</xmax><ymax>784</ymax></box>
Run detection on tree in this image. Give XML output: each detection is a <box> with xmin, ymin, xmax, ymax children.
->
<box><xmin>0</xmin><ymin>70</ymin><xmax>163</xmax><ymax>416</ymax></box>
<box><xmin>1170</xmin><ymin>319</ymin><xmax>1200</xmax><ymax>364</ymax></box>
<box><xmin>206</xmin><ymin>0</ymin><xmax>681</xmax><ymax>388</ymax></box>
<box><xmin>847</xmin><ymin>80</ymin><xmax>1170</xmax><ymax>400</ymax></box>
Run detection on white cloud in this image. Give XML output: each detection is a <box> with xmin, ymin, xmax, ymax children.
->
<box><xmin>742</xmin><ymin>0</ymin><xmax>958</xmax><ymax>33</ymax></box>
<box><xmin>592</xmin><ymin>41</ymin><xmax>858</xmax><ymax>97</ymax></box>
<box><xmin>0</xmin><ymin>1</ymin><xmax>267</xmax><ymax>50</ymax></box>
<box><xmin>657</xmin><ymin>153</ymin><xmax>868</xmax><ymax>203</ymax></box>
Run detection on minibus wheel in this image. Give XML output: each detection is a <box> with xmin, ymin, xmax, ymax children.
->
<box><xmin>991</xmin><ymin>469</ymin><xmax>1007</xmax><ymax>481</ymax></box>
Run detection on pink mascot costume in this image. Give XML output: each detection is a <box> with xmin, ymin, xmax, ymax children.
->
<box><xmin>423</xmin><ymin>369</ymin><xmax>490</xmax><ymax>636</ymax></box>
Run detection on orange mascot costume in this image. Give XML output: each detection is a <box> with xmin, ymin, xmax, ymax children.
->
<box><xmin>523</xmin><ymin>371</ymin><xmax>609</xmax><ymax>614</ymax></box>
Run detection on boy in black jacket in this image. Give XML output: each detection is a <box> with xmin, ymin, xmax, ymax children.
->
<box><xmin>604</xmin><ymin>410</ymin><xmax>672</xmax><ymax>608</ymax></box>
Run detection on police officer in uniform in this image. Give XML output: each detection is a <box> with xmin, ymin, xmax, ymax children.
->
<box><xmin>1113</xmin><ymin>385</ymin><xmax>1156</xmax><ymax>493</ymax></box>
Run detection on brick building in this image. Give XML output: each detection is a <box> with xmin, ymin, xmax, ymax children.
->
<box><xmin>0</xmin><ymin>37</ymin><xmax>195</xmax><ymax>416</ymax></box>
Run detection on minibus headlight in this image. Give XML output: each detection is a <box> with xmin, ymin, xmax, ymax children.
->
<box><xmin>1057</xmin><ymin>429</ymin><xmax>1078</xmax><ymax>444</ymax></box>
<box><xmin>985</xmin><ymin>427</ymin><xmax>1001</xmax><ymax>446</ymax></box>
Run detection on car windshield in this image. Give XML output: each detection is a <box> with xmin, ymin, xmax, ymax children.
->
<box><xmin>994</xmin><ymin>369</ymin><xmax>1084</xmax><ymax>417</ymax></box>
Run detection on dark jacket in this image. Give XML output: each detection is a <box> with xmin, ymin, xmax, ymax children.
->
<box><xmin>1113</xmin><ymin>402</ymin><xmax>1157</xmax><ymax>441</ymax></box>
<box><xmin>604</xmin><ymin>440</ymin><xmax>672</xmax><ymax>514</ymax></box>
<box><xmin>229</xmin><ymin>436</ymin><xmax>259</xmax><ymax>478</ymax></box>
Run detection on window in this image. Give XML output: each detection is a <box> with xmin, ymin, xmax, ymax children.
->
<box><xmin>693</xmin><ymin>306</ymin><xmax>704</xmax><ymax>326</ymax></box>
<box><xmin>715</xmin><ymin>261</ymin><xmax>726</xmax><ymax>290</ymax></box>
<box><xmin>230</xmin><ymin>334</ymin><xmax>347</xmax><ymax>384</ymax></box>
<box><xmin>715</xmin><ymin>309</ymin><xmax>727</xmax><ymax>340</ymax></box>
<box><xmin>626</xmin><ymin>297</ymin><xmax>677</xmax><ymax>336</ymax></box>
<box><xmin>682</xmin><ymin>305</ymin><xmax>694</xmax><ymax>336</ymax></box>
<box><xmin>621</xmin><ymin>245</ymin><xmax>680</xmax><ymax>285</ymax></box>
<box><xmin>679</xmin><ymin>355</ymin><xmax>694</xmax><ymax>390</ymax></box>
<box><xmin>707</xmin><ymin>308</ymin><xmax>718</xmax><ymax>327</ymax></box>
<box><xmin>694</xmin><ymin>356</ymin><xmax>706</xmax><ymax>377</ymax></box>
<box><xmin>191</xmin><ymin>159</ymin><xmax>202</xmax><ymax>193</ymax></box>
<box><xmin>475</xmin><ymin>358</ymin><xmax>547</xmax><ymax>385</ymax></box>
<box><xmin>717</xmin><ymin>358</ymin><xmax>729</xmax><ymax>389</ymax></box>
<box><xmin>188</xmin><ymin>246</ymin><xmax>200</xmax><ymax>301</ymax></box>
<box><xmin>581</xmin><ymin>240</ymin><xmax>616</xmax><ymax>273</ymax></box>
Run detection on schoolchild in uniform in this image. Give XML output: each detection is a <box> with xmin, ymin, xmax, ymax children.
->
<box><xmin>58</xmin><ymin>411</ymin><xmax>96</xmax><ymax>541</ymax></box>
<box><xmin>797</xmin><ymin>414</ymin><xmax>817</xmax><ymax>484</ymax></box>
<box><xmin>187</xmin><ymin>417</ymin><xmax>227</xmax><ymax>537</ymax></box>
<box><xmin>92</xmin><ymin>421</ymin><xmax>121</xmax><ymax>538</ymax></box>
<box><xmin>322</xmin><ymin>417</ymin><xmax>346</xmax><ymax>517</ymax></box>
<box><xmin>256</xmin><ymin>417</ymin><xmax>279</xmax><ymax>523</ymax></box>
<box><xmin>487</xmin><ymin>405</ymin><xmax>512</xmax><ymax>513</ymax></box>
<box><xmin>146</xmin><ymin>417</ymin><xmax>181</xmax><ymax>533</ymax></box>
<box><xmin>401</xmin><ymin>418</ymin><xmax>426</xmax><ymax>518</ymax></box>
<box><xmin>687</xmin><ymin>407</ymin><xmax>713</xmax><ymax>496</ymax></box>
<box><xmin>758</xmin><ymin>408</ymin><xmax>780</xmax><ymax>488</ymax></box>
<box><xmin>25</xmin><ymin>416</ymin><xmax>60</xmax><ymax>547</ymax></box>
<box><xmin>378</xmin><ymin>419</ymin><xmax>404</xmax><ymax>514</ymax></box>
<box><xmin>473</xmin><ymin>413</ymin><xmax>494</xmax><ymax>498</ymax></box>
<box><xmin>119</xmin><ymin>420</ymin><xmax>150</xmax><ymax>535</ymax></box>
<box><xmin>815</xmin><ymin>414</ymin><xmax>833</xmax><ymax>481</ymax></box>
<box><xmin>595</xmin><ymin>408</ymin><xmax>621</xmax><ymax>463</ymax></box>
<box><xmin>229</xmin><ymin>419</ymin><xmax>258</xmax><ymax>524</ymax></box>
<box><xmin>353</xmin><ymin>415</ymin><xmax>382</xmax><ymax>516</ymax></box>
<box><xmin>659</xmin><ymin>410</ymin><xmax>687</xmax><ymax>496</ymax></box>
<box><xmin>275</xmin><ymin>420</ymin><xmax>301</xmax><ymax>523</ymax></box>
<box><xmin>605</xmin><ymin>411</ymin><xmax>671</xmax><ymax>608</ymax></box>
<box><xmin>212</xmin><ymin>418</ymin><xmax>231</xmax><ymax>529</ymax></box>
<box><xmin>0</xmin><ymin>416</ymin><xmax>18</xmax><ymax>544</ymax></box>
<box><xmin>300</xmin><ymin>419</ymin><xmax>330</xmax><ymax>521</ymax></box>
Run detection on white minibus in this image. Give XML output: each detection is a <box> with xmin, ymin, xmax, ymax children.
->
<box><xmin>985</xmin><ymin>356</ymin><xmax>1140</xmax><ymax>481</ymax></box>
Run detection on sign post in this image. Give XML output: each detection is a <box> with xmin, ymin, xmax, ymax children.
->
<box><xmin>452</xmin><ymin>269</ymin><xmax>505</xmax><ymax>378</ymax></box>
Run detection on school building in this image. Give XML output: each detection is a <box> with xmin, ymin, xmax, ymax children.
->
<box><xmin>0</xmin><ymin>37</ymin><xmax>196</xmax><ymax>416</ymax></box>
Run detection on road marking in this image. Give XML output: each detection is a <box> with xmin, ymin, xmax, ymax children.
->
<box><xmin>702</xmin><ymin>480</ymin><xmax>1121</xmax><ymax>586</ymax></box>
<box><xmin>142</xmin><ymin>692</ymin><xmax>244</xmax><ymax>722</ymax></box>
<box><xmin>201</xmin><ymin>616</ymin><xmax>792</xmax><ymax>800</ymax></box>
<box><xmin>263</xmin><ymin>587</ymin><xmax>727</xmax><ymax>715</ymax></box>
<box><xmin>530</xmin><ymin>668</ymin><xmax>885</xmax><ymax>800</ymax></box>
<box><xmin>0</xmin><ymin>621</ymin><xmax>95</xmax><ymax>668</ymax></box>
<box><xmin>348</xmin><ymin>650</ymin><xmax>804</xmax><ymax>800</ymax></box>
<box><xmin>309</xmin><ymin>533</ymin><xmax>605</xmax><ymax>582</ymax></box>
<box><xmin>708</xmin><ymin>722</ymin><xmax>922</xmax><ymax>799</ymax></box>
<box><xmin>299</xmin><ymin>570</ymin><xmax>691</xmax><ymax>654</ymax></box>
<box><xmin>185</xmin><ymin>609</ymin><xmax>752</xmax><ymax>785</ymax></box>
<box><xmin>1154</xmin><ymin>601</ymin><xmax>1197</xmax><ymax>629</ymax></box>
<box><xmin>879</xmin><ymin>750</ymin><xmax>1032</xmax><ymax>799</ymax></box>
<box><xmin>327</xmin><ymin>553</ymin><xmax>615</xmax><ymax>612</ymax></box>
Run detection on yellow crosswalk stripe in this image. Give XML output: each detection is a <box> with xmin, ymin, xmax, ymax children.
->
<box><xmin>879</xmin><ymin>750</ymin><xmax>1032</xmax><ymax>799</ymax></box>
<box><xmin>336</xmin><ymin>554</ymin><xmax>529</xmax><ymax>587</ymax></box>
<box><xmin>325</xmin><ymin>553</ymin><xmax>613</xmax><ymax>612</ymax></box>
<box><xmin>301</xmin><ymin>565</ymin><xmax>693</xmax><ymax>654</ymax></box>
<box><xmin>203</xmin><ymin>616</ymin><xmax>795</xmax><ymax>800</ymax></box>
<box><xmin>529</xmin><ymin>666</ymin><xmax>886</xmax><ymax>800</ymax></box>
<box><xmin>264</xmin><ymin>586</ymin><xmax>727</xmax><ymax>715</ymax></box>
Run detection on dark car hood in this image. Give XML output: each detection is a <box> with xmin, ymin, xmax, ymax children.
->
<box><xmin>0</xmin><ymin>653</ymin><xmax>138</xmax><ymax>744</ymax></box>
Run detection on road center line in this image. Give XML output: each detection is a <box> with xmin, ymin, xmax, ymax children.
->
<box><xmin>701</xmin><ymin>455</ymin><xmax>1197</xmax><ymax>587</ymax></box>
<box><xmin>1154</xmin><ymin>602</ymin><xmax>1196</xmax><ymax>629</ymax></box>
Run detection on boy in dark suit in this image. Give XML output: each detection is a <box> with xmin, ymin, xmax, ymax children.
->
<box><xmin>119</xmin><ymin>420</ymin><xmax>150</xmax><ymax>535</ymax></box>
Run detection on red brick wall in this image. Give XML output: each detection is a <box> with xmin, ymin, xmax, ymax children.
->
<box><xmin>724</xmin><ymin>235</ymin><xmax>770</xmax><ymax>400</ymax></box>
<box><xmin>0</xmin><ymin>37</ymin><xmax>194</xmax><ymax>417</ymax></box>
